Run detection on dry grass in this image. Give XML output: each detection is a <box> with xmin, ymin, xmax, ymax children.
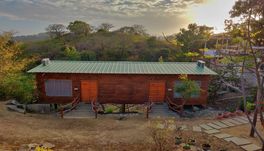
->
<box><xmin>0</xmin><ymin>101</ymin><xmax>258</xmax><ymax>150</ymax></box>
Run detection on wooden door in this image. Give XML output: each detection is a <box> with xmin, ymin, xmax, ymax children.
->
<box><xmin>149</xmin><ymin>81</ymin><xmax>165</xmax><ymax>102</ymax></box>
<box><xmin>81</xmin><ymin>80</ymin><xmax>98</xmax><ymax>102</ymax></box>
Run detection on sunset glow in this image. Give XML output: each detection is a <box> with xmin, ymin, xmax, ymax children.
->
<box><xmin>0</xmin><ymin>0</ymin><xmax>236</xmax><ymax>35</ymax></box>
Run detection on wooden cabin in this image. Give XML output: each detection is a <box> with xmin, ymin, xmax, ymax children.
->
<box><xmin>28</xmin><ymin>59</ymin><xmax>216</xmax><ymax>107</ymax></box>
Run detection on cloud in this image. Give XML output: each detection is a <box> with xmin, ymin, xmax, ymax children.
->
<box><xmin>0</xmin><ymin>0</ymin><xmax>206</xmax><ymax>35</ymax></box>
<box><xmin>0</xmin><ymin>11</ymin><xmax>25</xmax><ymax>20</ymax></box>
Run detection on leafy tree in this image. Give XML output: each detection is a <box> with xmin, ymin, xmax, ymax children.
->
<box><xmin>176</xmin><ymin>23</ymin><xmax>213</xmax><ymax>53</ymax></box>
<box><xmin>227</xmin><ymin>0</ymin><xmax>264</xmax><ymax>143</ymax></box>
<box><xmin>80</xmin><ymin>51</ymin><xmax>97</xmax><ymax>61</ymax></box>
<box><xmin>63</xmin><ymin>46</ymin><xmax>80</xmax><ymax>60</ymax></box>
<box><xmin>116</xmin><ymin>24</ymin><xmax>148</xmax><ymax>36</ymax></box>
<box><xmin>0</xmin><ymin>32</ymin><xmax>33</xmax><ymax>78</ymax></box>
<box><xmin>45</xmin><ymin>24</ymin><xmax>66</xmax><ymax>38</ymax></box>
<box><xmin>0</xmin><ymin>32</ymin><xmax>35</xmax><ymax>103</ymax></box>
<box><xmin>1</xmin><ymin>74</ymin><xmax>35</xmax><ymax>103</ymax></box>
<box><xmin>97</xmin><ymin>23</ymin><xmax>114</xmax><ymax>32</ymax></box>
<box><xmin>67</xmin><ymin>20</ymin><xmax>92</xmax><ymax>36</ymax></box>
<box><xmin>174</xmin><ymin>75</ymin><xmax>200</xmax><ymax>105</ymax></box>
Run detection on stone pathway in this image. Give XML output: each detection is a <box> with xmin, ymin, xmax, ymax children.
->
<box><xmin>154</xmin><ymin>115</ymin><xmax>262</xmax><ymax>151</ymax></box>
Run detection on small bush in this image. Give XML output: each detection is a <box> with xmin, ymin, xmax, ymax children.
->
<box><xmin>0</xmin><ymin>74</ymin><xmax>35</xmax><ymax>104</ymax></box>
<box><xmin>239</xmin><ymin>96</ymin><xmax>255</xmax><ymax>111</ymax></box>
<box><xmin>105</xmin><ymin>107</ymin><xmax>113</xmax><ymax>113</ymax></box>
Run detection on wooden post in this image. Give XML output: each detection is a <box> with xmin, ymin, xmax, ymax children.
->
<box><xmin>146</xmin><ymin>107</ymin><xmax>149</xmax><ymax>119</ymax></box>
<box><xmin>60</xmin><ymin>107</ymin><xmax>64</xmax><ymax>118</ymax></box>
<box><xmin>95</xmin><ymin>111</ymin><xmax>97</xmax><ymax>119</ymax></box>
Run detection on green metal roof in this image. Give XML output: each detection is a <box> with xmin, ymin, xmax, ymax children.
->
<box><xmin>27</xmin><ymin>60</ymin><xmax>217</xmax><ymax>75</ymax></box>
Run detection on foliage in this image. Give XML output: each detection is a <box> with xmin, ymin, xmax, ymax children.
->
<box><xmin>0</xmin><ymin>32</ymin><xmax>33</xmax><ymax>78</ymax></box>
<box><xmin>0</xmin><ymin>74</ymin><xmax>35</xmax><ymax>104</ymax></box>
<box><xmin>45</xmin><ymin>24</ymin><xmax>66</xmax><ymax>38</ymax></box>
<box><xmin>176</xmin><ymin>23</ymin><xmax>213</xmax><ymax>53</ymax></box>
<box><xmin>183</xmin><ymin>144</ymin><xmax>191</xmax><ymax>150</ymax></box>
<box><xmin>246</xmin><ymin>101</ymin><xmax>255</xmax><ymax>111</ymax></box>
<box><xmin>105</xmin><ymin>107</ymin><xmax>113</xmax><ymax>113</ymax></box>
<box><xmin>97</xmin><ymin>23</ymin><xmax>114</xmax><ymax>32</ymax></box>
<box><xmin>63</xmin><ymin>46</ymin><xmax>80</xmax><ymax>60</ymax></box>
<box><xmin>0</xmin><ymin>32</ymin><xmax>35</xmax><ymax>103</ymax></box>
<box><xmin>174</xmin><ymin>75</ymin><xmax>200</xmax><ymax>100</ymax></box>
<box><xmin>67</xmin><ymin>20</ymin><xmax>92</xmax><ymax>36</ymax></box>
<box><xmin>158</xmin><ymin>56</ymin><xmax>163</xmax><ymax>62</ymax></box>
<box><xmin>80</xmin><ymin>51</ymin><xmax>97</xmax><ymax>61</ymax></box>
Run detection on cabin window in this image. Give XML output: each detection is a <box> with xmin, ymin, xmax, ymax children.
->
<box><xmin>45</xmin><ymin>80</ymin><xmax>72</xmax><ymax>97</ymax></box>
<box><xmin>174</xmin><ymin>81</ymin><xmax>201</xmax><ymax>98</ymax></box>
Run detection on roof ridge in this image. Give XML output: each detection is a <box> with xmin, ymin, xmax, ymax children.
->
<box><xmin>51</xmin><ymin>60</ymin><xmax>198</xmax><ymax>64</ymax></box>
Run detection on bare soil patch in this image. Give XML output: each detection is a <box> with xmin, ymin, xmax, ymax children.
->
<box><xmin>0</xmin><ymin>101</ymin><xmax>256</xmax><ymax>150</ymax></box>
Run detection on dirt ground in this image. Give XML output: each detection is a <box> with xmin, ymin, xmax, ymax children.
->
<box><xmin>0</xmin><ymin>101</ymin><xmax>262</xmax><ymax>151</ymax></box>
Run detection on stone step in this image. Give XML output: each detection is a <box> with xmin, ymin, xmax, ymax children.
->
<box><xmin>204</xmin><ymin>129</ymin><xmax>220</xmax><ymax>134</ymax></box>
<box><xmin>199</xmin><ymin>124</ymin><xmax>214</xmax><ymax>130</ymax></box>
<box><xmin>241</xmin><ymin>144</ymin><xmax>262</xmax><ymax>151</ymax></box>
<box><xmin>207</xmin><ymin>123</ymin><xmax>222</xmax><ymax>129</ymax></box>
<box><xmin>193</xmin><ymin>126</ymin><xmax>202</xmax><ymax>132</ymax></box>
<box><xmin>213</xmin><ymin>121</ymin><xmax>229</xmax><ymax>128</ymax></box>
<box><xmin>221</xmin><ymin>120</ymin><xmax>236</xmax><ymax>127</ymax></box>
<box><xmin>224</xmin><ymin>137</ymin><xmax>251</xmax><ymax>146</ymax></box>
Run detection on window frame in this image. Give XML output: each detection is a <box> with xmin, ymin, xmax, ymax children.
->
<box><xmin>44</xmin><ymin>79</ymin><xmax>73</xmax><ymax>97</ymax></box>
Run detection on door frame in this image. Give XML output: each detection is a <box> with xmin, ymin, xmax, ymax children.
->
<box><xmin>148</xmin><ymin>81</ymin><xmax>166</xmax><ymax>102</ymax></box>
<box><xmin>80</xmin><ymin>80</ymin><xmax>98</xmax><ymax>103</ymax></box>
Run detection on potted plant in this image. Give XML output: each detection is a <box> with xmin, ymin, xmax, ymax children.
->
<box><xmin>183</xmin><ymin>144</ymin><xmax>191</xmax><ymax>150</ymax></box>
<box><xmin>188</xmin><ymin>138</ymin><xmax>196</xmax><ymax>145</ymax></box>
<box><xmin>175</xmin><ymin>136</ymin><xmax>182</xmax><ymax>145</ymax></box>
<box><xmin>202</xmin><ymin>143</ymin><xmax>211</xmax><ymax>151</ymax></box>
<box><xmin>223</xmin><ymin>111</ymin><xmax>231</xmax><ymax>118</ymax></box>
<box><xmin>216</xmin><ymin>113</ymin><xmax>224</xmax><ymax>120</ymax></box>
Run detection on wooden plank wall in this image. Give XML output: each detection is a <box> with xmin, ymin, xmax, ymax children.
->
<box><xmin>36</xmin><ymin>73</ymin><xmax>212</xmax><ymax>105</ymax></box>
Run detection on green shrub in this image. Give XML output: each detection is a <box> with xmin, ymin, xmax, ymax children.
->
<box><xmin>105</xmin><ymin>107</ymin><xmax>113</xmax><ymax>113</ymax></box>
<box><xmin>0</xmin><ymin>74</ymin><xmax>35</xmax><ymax>104</ymax></box>
<box><xmin>239</xmin><ymin>96</ymin><xmax>255</xmax><ymax>111</ymax></box>
<box><xmin>246</xmin><ymin>102</ymin><xmax>255</xmax><ymax>111</ymax></box>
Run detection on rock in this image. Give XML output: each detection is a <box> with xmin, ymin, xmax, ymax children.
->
<box><xmin>5</xmin><ymin>99</ymin><xmax>21</xmax><ymax>106</ymax></box>
<box><xmin>42</xmin><ymin>142</ymin><xmax>55</xmax><ymax>149</ymax></box>
<box><xmin>6</xmin><ymin>105</ymin><xmax>25</xmax><ymax>114</ymax></box>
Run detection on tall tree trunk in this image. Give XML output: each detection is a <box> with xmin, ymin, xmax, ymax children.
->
<box><xmin>250</xmin><ymin>86</ymin><xmax>262</xmax><ymax>136</ymax></box>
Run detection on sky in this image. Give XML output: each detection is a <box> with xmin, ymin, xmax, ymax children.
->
<box><xmin>0</xmin><ymin>0</ymin><xmax>236</xmax><ymax>36</ymax></box>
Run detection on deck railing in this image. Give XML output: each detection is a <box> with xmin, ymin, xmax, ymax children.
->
<box><xmin>91</xmin><ymin>98</ymin><xmax>98</xmax><ymax>118</ymax></box>
<box><xmin>59</xmin><ymin>95</ymin><xmax>80</xmax><ymax>118</ymax></box>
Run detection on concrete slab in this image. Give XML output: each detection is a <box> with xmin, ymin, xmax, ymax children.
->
<box><xmin>193</xmin><ymin>126</ymin><xmax>202</xmax><ymax>132</ymax></box>
<box><xmin>199</xmin><ymin>124</ymin><xmax>214</xmax><ymax>130</ymax></box>
<box><xmin>241</xmin><ymin>144</ymin><xmax>262</xmax><ymax>151</ymax></box>
<box><xmin>225</xmin><ymin>137</ymin><xmax>251</xmax><ymax>146</ymax></box>
<box><xmin>207</xmin><ymin>123</ymin><xmax>222</xmax><ymax>129</ymax></box>
<box><xmin>180</xmin><ymin>125</ymin><xmax>187</xmax><ymax>130</ymax></box>
<box><xmin>213</xmin><ymin>121</ymin><xmax>229</xmax><ymax>128</ymax></box>
<box><xmin>214</xmin><ymin>133</ymin><xmax>232</xmax><ymax>139</ymax></box>
<box><xmin>226</xmin><ymin>119</ymin><xmax>243</xmax><ymax>125</ymax></box>
<box><xmin>221</xmin><ymin>120</ymin><xmax>235</xmax><ymax>127</ymax></box>
<box><xmin>233</xmin><ymin>117</ymin><xmax>249</xmax><ymax>124</ymax></box>
<box><xmin>156</xmin><ymin>123</ymin><xmax>165</xmax><ymax>129</ymax></box>
<box><xmin>204</xmin><ymin>129</ymin><xmax>220</xmax><ymax>134</ymax></box>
